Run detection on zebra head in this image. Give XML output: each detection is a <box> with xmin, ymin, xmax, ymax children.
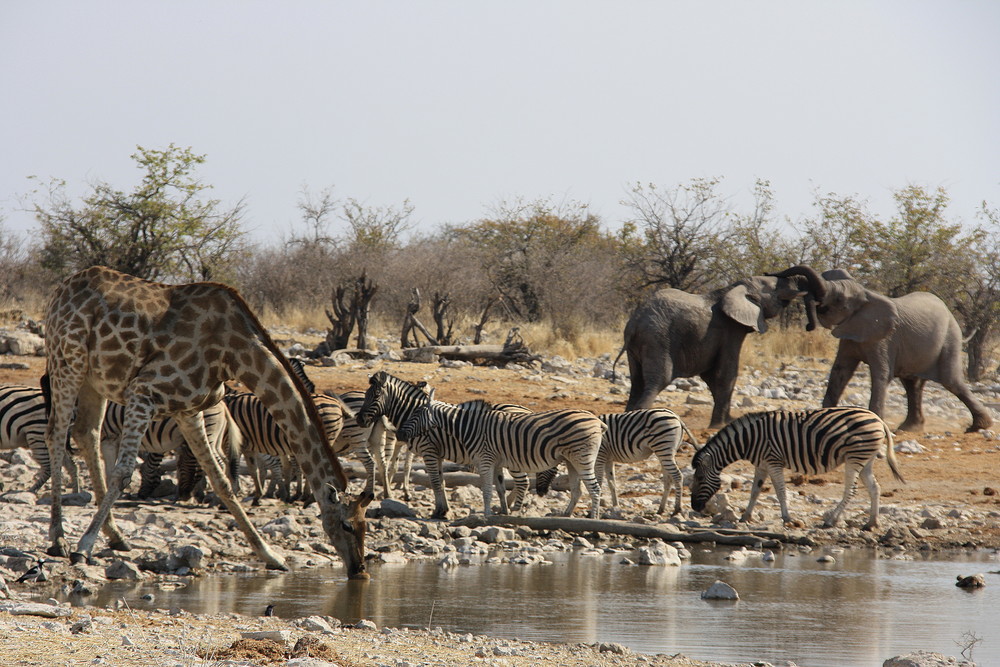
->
<box><xmin>355</xmin><ymin>371</ymin><xmax>391</xmax><ymax>427</ymax></box>
<box><xmin>397</xmin><ymin>388</ymin><xmax>437</xmax><ymax>441</ymax></box>
<box><xmin>689</xmin><ymin>446</ymin><xmax>722</xmax><ymax>514</ymax></box>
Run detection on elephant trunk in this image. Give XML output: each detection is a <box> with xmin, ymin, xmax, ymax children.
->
<box><xmin>803</xmin><ymin>293</ymin><xmax>818</xmax><ymax>332</ymax></box>
<box><xmin>768</xmin><ymin>265</ymin><xmax>828</xmax><ymax>332</ymax></box>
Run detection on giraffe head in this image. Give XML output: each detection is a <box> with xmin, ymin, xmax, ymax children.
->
<box><xmin>321</xmin><ymin>486</ymin><xmax>374</xmax><ymax>579</ymax></box>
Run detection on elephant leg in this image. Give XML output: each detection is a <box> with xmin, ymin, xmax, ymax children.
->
<box><xmin>866</xmin><ymin>357</ymin><xmax>892</xmax><ymax>419</ymax></box>
<box><xmin>898</xmin><ymin>378</ymin><xmax>926</xmax><ymax>432</ymax></box>
<box><xmin>823</xmin><ymin>348</ymin><xmax>860</xmax><ymax>408</ymax></box>
<box><xmin>703</xmin><ymin>363</ymin><xmax>739</xmax><ymax>429</ymax></box>
<box><xmin>939</xmin><ymin>377</ymin><xmax>994</xmax><ymax>432</ymax></box>
<box><xmin>625</xmin><ymin>351</ymin><xmax>671</xmax><ymax>411</ymax></box>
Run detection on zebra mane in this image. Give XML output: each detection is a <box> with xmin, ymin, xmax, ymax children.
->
<box><xmin>458</xmin><ymin>399</ymin><xmax>494</xmax><ymax>411</ymax></box>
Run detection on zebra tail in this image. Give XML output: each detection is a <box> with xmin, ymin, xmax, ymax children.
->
<box><xmin>883</xmin><ymin>422</ymin><xmax>905</xmax><ymax>484</ymax></box>
<box><xmin>681</xmin><ymin>422</ymin><xmax>701</xmax><ymax>450</ymax></box>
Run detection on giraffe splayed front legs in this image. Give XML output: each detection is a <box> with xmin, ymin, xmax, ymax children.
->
<box><xmin>43</xmin><ymin>266</ymin><xmax>371</xmax><ymax>578</ymax></box>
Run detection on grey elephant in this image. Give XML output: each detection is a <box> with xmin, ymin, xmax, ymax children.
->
<box><xmin>618</xmin><ymin>275</ymin><xmax>808</xmax><ymax>427</ymax></box>
<box><xmin>771</xmin><ymin>265</ymin><xmax>993</xmax><ymax>433</ymax></box>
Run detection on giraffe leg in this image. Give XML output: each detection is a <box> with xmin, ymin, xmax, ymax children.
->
<box><xmin>44</xmin><ymin>384</ymin><xmax>77</xmax><ymax>559</ymax></box>
<box><xmin>72</xmin><ymin>389</ymin><xmax>135</xmax><ymax>561</ymax></box>
<box><xmin>175</xmin><ymin>412</ymin><xmax>288</xmax><ymax>570</ymax></box>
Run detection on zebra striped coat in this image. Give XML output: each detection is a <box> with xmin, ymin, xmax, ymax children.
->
<box><xmin>397</xmin><ymin>390</ymin><xmax>605</xmax><ymax>518</ymax></box>
<box><xmin>355</xmin><ymin>371</ymin><xmax>531</xmax><ymax>517</ymax></box>
<box><xmin>0</xmin><ymin>384</ymin><xmax>79</xmax><ymax>493</ymax></box>
<box><xmin>533</xmin><ymin>408</ymin><xmax>699</xmax><ymax>515</ymax></box>
<box><xmin>690</xmin><ymin>406</ymin><xmax>904</xmax><ymax>528</ymax></box>
<box><xmin>100</xmin><ymin>400</ymin><xmax>241</xmax><ymax>500</ymax></box>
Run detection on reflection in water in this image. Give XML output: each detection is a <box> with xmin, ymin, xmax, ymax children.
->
<box><xmin>62</xmin><ymin>548</ymin><xmax>999</xmax><ymax>666</ymax></box>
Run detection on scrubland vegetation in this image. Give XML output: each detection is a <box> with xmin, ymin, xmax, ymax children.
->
<box><xmin>2</xmin><ymin>144</ymin><xmax>999</xmax><ymax>376</ymax></box>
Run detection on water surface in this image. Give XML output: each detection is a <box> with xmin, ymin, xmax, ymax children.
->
<box><xmin>66</xmin><ymin>547</ymin><xmax>1000</xmax><ymax>666</ymax></box>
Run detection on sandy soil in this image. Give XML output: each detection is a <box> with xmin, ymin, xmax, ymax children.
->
<box><xmin>0</xmin><ymin>350</ymin><xmax>996</xmax><ymax>667</ymax></box>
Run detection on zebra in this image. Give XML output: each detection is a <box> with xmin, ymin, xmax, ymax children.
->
<box><xmin>533</xmin><ymin>408</ymin><xmax>700</xmax><ymax>515</ymax></box>
<box><xmin>689</xmin><ymin>406</ymin><xmax>905</xmax><ymax>529</ymax></box>
<box><xmin>396</xmin><ymin>387</ymin><xmax>605</xmax><ymax>518</ymax></box>
<box><xmin>0</xmin><ymin>383</ymin><xmax>79</xmax><ymax>493</ymax></box>
<box><xmin>406</xmin><ymin>399</ymin><xmax>534</xmax><ymax>519</ymax></box>
<box><xmin>353</xmin><ymin>371</ymin><xmax>532</xmax><ymax>516</ymax></box>
<box><xmin>100</xmin><ymin>399</ymin><xmax>241</xmax><ymax>501</ymax></box>
<box><xmin>225</xmin><ymin>389</ymin><xmax>385</xmax><ymax>501</ymax></box>
<box><xmin>287</xmin><ymin>359</ymin><xmax>399</xmax><ymax>499</ymax></box>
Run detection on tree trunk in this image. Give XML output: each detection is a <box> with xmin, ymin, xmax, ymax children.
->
<box><xmin>354</xmin><ymin>271</ymin><xmax>377</xmax><ymax>351</ymax></box>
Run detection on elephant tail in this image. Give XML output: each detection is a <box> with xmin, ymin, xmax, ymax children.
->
<box><xmin>610</xmin><ymin>345</ymin><xmax>626</xmax><ymax>382</ymax></box>
<box><xmin>883</xmin><ymin>422</ymin><xmax>905</xmax><ymax>484</ymax></box>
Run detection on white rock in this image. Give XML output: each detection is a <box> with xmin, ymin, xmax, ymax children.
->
<box><xmin>242</xmin><ymin>630</ymin><xmax>292</xmax><ymax>644</ymax></box>
<box><xmin>636</xmin><ymin>542</ymin><xmax>681</xmax><ymax>566</ymax></box>
<box><xmin>701</xmin><ymin>580</ymin><xmax>739</xmax><ymax>600</ymax></box>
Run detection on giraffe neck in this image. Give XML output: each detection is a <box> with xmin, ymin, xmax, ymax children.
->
<box><xmin>231</xmin><ymin>347</ymin><xmax>348</xmax><ymax>495</ymax></box>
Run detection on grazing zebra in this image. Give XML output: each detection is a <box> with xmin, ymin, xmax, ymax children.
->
<box><xmin>0</xmin><ymin>384</ymin><xmax>79</xmax><ymax>493</ymax></box>
<box><xmin>396</xmin><ymin>388</ymin><xmax>605</xmax><ymax>518</ymax></box>
<box><xmin>534</xmin><ymin>408</ymin><xmax>700</xmax><ymax>515</ymax></box>
<box><xmin>100</xmin><ymin>400</ymin><xmax>241</xmax><ymax>500</ymax></box>
<box><xmin>353</xmin><ymin>371</ymin><xmax>531</xmax><ymax>516</ymax></box>
<box><xmin>690</xmin><ymin>406</ymin><xmax>905</xmax><ymax>529</ymax></box>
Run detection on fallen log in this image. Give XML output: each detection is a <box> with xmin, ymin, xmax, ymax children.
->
<box><xmin>452</xmin><ymin>514</ymin><xmax>815</xmax><ymax>547</ymax></box>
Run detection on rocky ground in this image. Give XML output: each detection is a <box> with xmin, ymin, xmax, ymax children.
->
<box><xmin>0</xmin><ymin>333</ymin><xmax>996</xmax><ymax>666</ymax></box>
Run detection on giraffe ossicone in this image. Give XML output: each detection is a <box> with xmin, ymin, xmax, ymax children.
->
<box><xmin>43</xmin><ymin>266</ymin><xmax>372</xmax><ymax>578</ymax></box>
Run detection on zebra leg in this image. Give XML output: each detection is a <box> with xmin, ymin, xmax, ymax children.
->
<box><xmin>476</xmin><ymin>456</ymin><xmax>497</xmax><ymax>517</ymax></box>
<box><xmin>398</xmin><ymin>446</ymin><xmax>414</xmax><ymax>501</ymax></box>
<box><xmin>741</xmin><ymin>466</ymin><xmax>769</xmax><ymax>523</ymax></box>
<box><xmin>495</xmin><ymin>469</ymin><xmax>510</xmax><ymax>515</ymax></box>
<box><xmin>508</xmin><ymin>471</ymin><xmax>529</xmax><ymax>512</ymax></box>
<box><xmin>860</xmin><ymin>460</ymin><xmax>881</xmax><ymax>530</ymax></box>
<box><xmin>823</xmin><ymin>461</ymin><xmax>865</xmax><ymax>529</ymax></box>
<box><xmin>356</xmin><ymin>446</ymin><xmax>378</xmax><ymax>496</ymax></box>
<box><xmin>423</xmin><ymin>451</ymin><xmax>450</xmax><ymax>520</ymax></box>
<box><xmin>365</xmin><ymin>419</ymin><xmax>392</xmax><ymax>500</ymax></box>
<box><xmin>658</xmin><ymin>454</ymin><xmax>684</xmax><ymax>516</ymax></box>
<box><xmin>563</xmin><ymin>468</ymin><xmax>582</xmax><ymax>516</ymax></box>
<box><xmin>767</xmin><ymin>463</ymin><xmax>793</xmax><ymax>525</ymax></box>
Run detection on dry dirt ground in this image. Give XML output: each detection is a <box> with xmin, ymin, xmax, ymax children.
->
<box><xmin>0</xmin><ymin>350</ymin><xmax>996</xmax><ymax>667</ymax></box>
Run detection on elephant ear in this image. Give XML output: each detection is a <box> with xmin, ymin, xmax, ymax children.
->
<box><xmin>831</xmin><ymin>291</ymin><xmax>899</xmax><ymax>342</ymax></box>
<box><xmin>720</xmin><ymin>284</ymin><xmax>767</xmax><ymax>333</ymax></box>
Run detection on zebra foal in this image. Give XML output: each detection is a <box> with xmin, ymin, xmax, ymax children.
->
<box><xmin>690</xmin><ymin>406</ymin><xmax>904</xmax><ymax>529</ymax></box>
<box><xmin>396</xmin><ymin>389</ymin><xmax>605</xmax><ymax>518</ymax></box>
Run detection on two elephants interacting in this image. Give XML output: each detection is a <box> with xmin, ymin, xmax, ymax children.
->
<box><xmin>621</xmin><ymin>265</ymin><xmax>993</xmax><ymax>433</ymax></box>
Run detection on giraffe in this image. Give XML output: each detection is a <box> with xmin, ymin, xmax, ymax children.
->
<box><xmin>43</xmin><ymin>266</ymin><xmax>372</xmax><ymax>578</ymax></box>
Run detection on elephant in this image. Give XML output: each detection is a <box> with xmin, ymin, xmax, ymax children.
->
<box><xmin>771</xmin><ymin>265</ymin><xmax>993</xmax><ymax>433</ymax></box>
<box><xmin>618</xmin><ymin>274</ymin><xmax>809</xmax><ymax>427</ymax></box>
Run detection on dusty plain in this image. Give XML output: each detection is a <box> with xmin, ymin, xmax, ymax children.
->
<box><xmin>1</xmin><ymin>342</ymin><xmax>997</xmax><ymax>667</ymax></box>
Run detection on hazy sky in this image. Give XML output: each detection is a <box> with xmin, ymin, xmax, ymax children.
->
<box><xmin>2</xmin><ymin>2</ymin><xmax>998</xmax><ymax>244</ymax></box>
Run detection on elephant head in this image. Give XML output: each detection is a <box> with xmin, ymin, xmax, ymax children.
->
<box><xmin>719</xmin><ymin>274</ymin><xmax>810</xmax><ymax>333</ymax></box>
<box><xmin>769</xmin><ymin>265</ymin><xmax>899</xmax><ymax>343</ymax></box>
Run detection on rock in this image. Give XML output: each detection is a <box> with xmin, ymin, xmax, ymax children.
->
<box><xmin>0</xmin><ymin>331</ymin><xmax>45</xmax><ymax>356</ymax></box>
<box><xmin>0</xmin><ymin>492</ymin><xmax>36</xmax><ymax>505</ymax></box>
<box><xmin>70</xmin><ymin>617</ymin><xmax>93</xmax><ymax>634</ymax></box>
<box><xmin>354</xmin><ymin>619</ymin><xmax>378</xmax><ymax>631</ymax></box>
<box><xmin>0</xmin><ymin>602</ymin><xmax>72</xmax><ymax>618</ymax></box>
<box><xmin>241</xmin><ymin>629</ymin><xmax>292</xmax><ymax>644</ymax></box>
<box><xmin>598</xmin><ymin>642</ymin><xmax>630</xmax><ymax>655</ymax></box>
<box><xmin>438</xmin><ymin>553</ymin><xmax>460</xmax><ymax>568</ymax></box>
<box><xmin>372</xmin><ymin>499</ymin><xmax>417</xmax><ymax>519</ymax></box>
<box><xmin>105</xmin><ymin>560</ymin><xmax>145</xmax><ymax>581</ymax></box>
<box><xmin>817</xmin><ymin>554</ymin><xmax>836</xmax><ymax>563</ymax></box>
<box><xmin>702</xmin><ymin>492</ymin><xmax>729</xmax><ymax>515</ymax></box>
<box><xmin>920</xmin><ymin>517</ymin><xmax>945</xmax><ymax>530</ymax></box>
<box><xmin>478</xmin><ymin>527</ymin><xmax>517</xmax><ymax>544</ymax></box>
<box><xmin>173</xmin><ymin>545</ymin><xmax>207</xmax><ymax>570</ymax></box>
<box><xmin>296</xmin><ymin>615</ymin><xmax>338</xmax><ymax>633</ymax></box>
<box><xmin>955</xmin><ymin>573</ymin><xmax>985</xmax><ymax>588</ymax></box>
<box><xmin>895</xmin><ymin>440</ymin><xmax>926</xmax><ymax>454</ymax></box>
<box><xmin>260</xmin><ymin>515</ymin><xmax>303</xmax><ymax>538</ymax></box>
<box><xmin>882</xmin><ymin>650</ymin><xmax>974</xmax><ymax>666</ymax></box>
<box><xmin>701</xmin><ymin>580</ymin><xmax>740</xmax><ymax>600</ymax></box>
<box><xmin>685</xmin><ymin>393</ymin><xmax>713</xmax><ymax>405</ymax></box>
<box><xmin>636</xmin><ymin>541</ymin><xmax>681</xmax><ymax>566</ymax></box>
<box><xmin>35</xmin><ymin>492</ymin><xmax>92</xmax><ymax>506</ymax></box>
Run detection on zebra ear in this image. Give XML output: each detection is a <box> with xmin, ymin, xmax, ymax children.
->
<box><xmin>426</xmin><ymin>387</ymin><xmax>436</xmax><ymax>403</ymax></box>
